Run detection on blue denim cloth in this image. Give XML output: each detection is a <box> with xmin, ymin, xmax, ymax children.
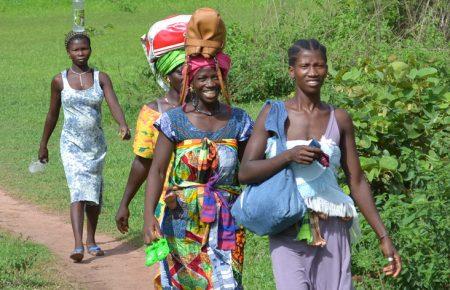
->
<box><xmin>231</xmin><ymin>100</ymin><xmax>307</xmax><ymax>236</ymax></box>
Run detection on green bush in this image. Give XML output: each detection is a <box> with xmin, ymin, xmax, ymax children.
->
<box><xmin>352</xmin><ymin>167</ymin><xmax>449</xmax><ymax>289</ymax></box>
<box><xmin>224</xmin><ymin>0</ymin><xmax>448</xmax><ymax>104</ymax></box>
<box><xmin>329</xmin><ymin>56</ymin><xmax>449</xmax><ymax>196</ymax></box>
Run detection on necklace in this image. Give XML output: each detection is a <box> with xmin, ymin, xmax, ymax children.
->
<box><xmin>70</xmin><ymin>67</ymin><xmax>91</xmax><ymax>87</ymax></box>
<box><xmin>164</xmin><ymin>97</ymin><xmax>178</xmax><ymax>108</ymax></box>
<box><xmin>193</xmin><ymin>99</ymin><xmax>220</xmax><ymax>116</ymax></box>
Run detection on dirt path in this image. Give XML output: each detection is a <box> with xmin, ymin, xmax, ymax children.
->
<box><xmin>0</xmin><ymin>189</ymin><xmax>155</xmax><ymax>290</ymax></box>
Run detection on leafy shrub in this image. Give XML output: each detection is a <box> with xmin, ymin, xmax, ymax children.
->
<box><xmin>352</xmin><ymin>167</ymin><xmax>449</xmax><ymax>289</ymax></box>
<box><xmin>328</xmin><ymin>56</ymin><xmax>449</xmax><ymax>196</ymax></box>
<box><xmin>224</xmin><ymin>0</ymin><xmax>448</xmax><ymax>103</ymax></box>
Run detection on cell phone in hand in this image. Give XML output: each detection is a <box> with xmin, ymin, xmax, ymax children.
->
<box><xmin>308</xmin><ymin>139</ymin><xmax>330</xmax><ymax>167</ymax></box>
<box><xmin>309</xmin><ymin>139</ymin><xmax>321</xmax><ymax>149</ymax></box>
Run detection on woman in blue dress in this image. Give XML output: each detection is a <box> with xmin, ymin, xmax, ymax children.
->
<box><xmin>38</xmin><ymin>31</ymin><xmax>130</xmax><ymax>262</ymax></box>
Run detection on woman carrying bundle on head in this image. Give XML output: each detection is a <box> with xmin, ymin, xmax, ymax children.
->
<box><xmin>38</xmin><ymin>31</ymin><xmax>130</xmax><ymax>262</ymax></box>
<box><xmin>143</xmin><ymin>8</ymin><xmax>253</xmax><ymax>289</ymax></box>
<box><xmin>238</xmin><ymin>39</ymin><xmax>402</xmax><ymax>289</ymax></box>
<box><xmin>115</xmin><ymin>15</ymin><xmax>190</xmax><ymax>235</ymax></box>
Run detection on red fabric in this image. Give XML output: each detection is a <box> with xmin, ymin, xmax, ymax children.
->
<box><xmin>185</xmin><ymin>52</ymin><xmax>231</xmax><ymax>85</ymax></box>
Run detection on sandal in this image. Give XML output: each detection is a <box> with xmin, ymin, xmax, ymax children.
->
<box><xmin>70</xmin><ymin>246</ymin><xmax>84</xmax><ymax>262</ymax></box>
<box><xmin>87</xmin><ymin>245</ymin><xmax>104</xmax><ymax>256</ymax></box>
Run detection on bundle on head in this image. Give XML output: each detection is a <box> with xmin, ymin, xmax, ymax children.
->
<box><xmin>180</xmin><ymin>7</ymin><xmax>231</xmax><ymax>105</ymax></box>
<box><xmin>141</xmin><ymin>15</ymin><xmax>191</xmax><ymax>91</ymax></box>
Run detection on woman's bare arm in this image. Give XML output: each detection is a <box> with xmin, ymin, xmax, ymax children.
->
<box><xmin>116</xmin><ymin>156</ymin><xmax>152</xmax><ymax>233</ymax></box>
<box><xmin>99</xmin><ymin>72</ymin><xmax>130</xmax><ymax>139</ymax></box>
<box><xmin>38</xmin><ymin>75</ymin><xmax>63</xmax><ymax>162</ymax></box>
<box><xmin>337</xmin><ymin>108</ymin><xmax>401</xmax><ymax>277</ymax></box>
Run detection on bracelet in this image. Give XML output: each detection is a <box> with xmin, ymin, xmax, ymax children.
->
<box><xmin>378</xmin><ymin>233</ymin><xmax>389</xmax><ymax>241</ymax></box>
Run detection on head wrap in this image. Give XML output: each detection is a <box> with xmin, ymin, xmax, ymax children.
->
<box><xmin>186</xmin><ymin>52</ymin><xmax>231</xmax><ymax>85</ymax></box>
<box><xmin>179</xmin><ymin>51</ymin><xmax>231</xmax><ymax>104</ymax></box>
<box><xmin>178</xmin><ymin>8</ymin><xmax>231</xmax><ymax>105</ymax></box>
<box><xmin>141</xmin><ymin>15</ymin><xmax>191</xmax><ymax>91</ymax></box>
<box><xmin>155</xmin><ymin>50</ymin><xmax>185</xmax><ymax>76</ymax></box>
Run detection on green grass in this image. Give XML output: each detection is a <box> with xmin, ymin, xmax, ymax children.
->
<box><xmin>0</xmin><ymin>231</ymin><xmax>70</xmax><ymax>289</ymax></box>
<box><xmin>0</xmin><ymin>1</ymin><xmax>274</xmax><ymax>288</ymax></box>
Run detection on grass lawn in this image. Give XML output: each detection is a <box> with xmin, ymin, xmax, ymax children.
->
<box><xmin>0</xmin><ymin>1</ymin><xmax>275</xmax><ymax>288</ymax></box>
<box><xmin>0</xmin><ymin>231</ymin><xmax>70</xmax><ymax>289</ymax></box>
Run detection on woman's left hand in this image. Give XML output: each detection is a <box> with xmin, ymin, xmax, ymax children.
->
<box><xmin>119</xmin><ymin>124</ymin><xmax>131</xmax><ymax>140</ymax></box>
<box><xmin>380</xmin><ymin>236</ymin><xmax>402</xmax><ymax>278</ymax></box>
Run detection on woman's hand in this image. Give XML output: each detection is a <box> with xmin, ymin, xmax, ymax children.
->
<box><xmin>143</xmin><ymin>215</ymin><xmax>162</xmax><ymax>244</ymax></box>
<box><xmin>38</xmin><ymin>146</ymin><xmax>49</xmax><ymax>163</ymax></box>
<box><xmin>287</xmin><ymin>145</ymin><xmax>323</xmax><ymax>165</ymax></box>
<box><xmin>119</xmin><ymin>124</ymin><xmax>131</xmax><ymax>140</ymax></box>
<box><xmin>115</xmin><ymin>205</ymin><xmax>130</xmax><ymax>234</ymax></box>
<box><xmin>380</xmin><ymin>236</ymin><xmax>402</xmax><ymax>278</ymax></box>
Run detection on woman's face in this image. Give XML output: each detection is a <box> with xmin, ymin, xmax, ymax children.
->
<box><xmin>191</xmin><ymin>66</ymin><xmax>220</xmax><ymax>104</ymax></box>
<box><xmin>67</xmin><ymin>38</ymin><xmax>91</xmax><ymax>66</ymax></box>
<box><xmin>289</xmin><ymin>50</ymin><xmax>327</xmax><ymax>95</ymax></box>
<box><xmin>167</xmin><ymin>65</ymin><xmax>183</xmax><ymax>93</ymax></box>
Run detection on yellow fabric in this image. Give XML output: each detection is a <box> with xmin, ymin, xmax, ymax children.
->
<box><xmin>133</xmin><ymin>105</ymin><xmax>161</xmax><ymax>158</ymax></box>
<box><xmin>132</xmin><ymin>104</ymin><xmax>174</xmax><ymax>224</ymax></box>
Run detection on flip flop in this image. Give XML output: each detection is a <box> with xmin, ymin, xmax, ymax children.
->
<box><xmin>87</xmin><ymin>245</ymin><xmax>104</xmax><ymax>256</ymax></box>
<box><xmin>70</xmin><ymin>246</ymin><xmax>84</xmax><ymax>262</ymax></box>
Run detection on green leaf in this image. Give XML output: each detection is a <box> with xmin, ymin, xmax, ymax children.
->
<box><xmin>358</xmin><ymin>137</ymin><xmax>371</xmax><ymax>149</ymax></box>
<box><xmin>398</xmin><ymin>163</ymin><xmax>407</xmax><ymax>172</ymax></box>
<box><xmin>360</xmin><ymin>157</ymin><xmax>378</xmax><ymax>170</ymax></box>
<box><xmin>342</xmin><ymin>185</ymin><xmax>350</xmax><ymax>195</ymax></box>
<box><xmin>408</xmin><ymin>68</ymin><xmax>418</xmax><ymax>80</ymax></box>
<box><xmin>390</xmin><ymin>61</ymin><xmax>409</xmax><ymax>79</ymax></box>
<box><xmin>400</xmin><ymin>212</ymin><xmax>417</xmax><ymax>226</ymax></box>
<box><xmin>367</xmin><ymin>168</ymin><xmax>379</xmax><ymax>182</ymax></box>
<box><xmin>342</xmin><ymin>68</ymin><xmax>361</xmax><ymax>81</ymax></box>
<box><xmin>327</xmin><ymin>62</ymin><xmax>337</xmax><ymax>77</ymax></box>
<box><xmin>416</xmin><ymin>67</ymin><xmax>437</xmax><ymax>78</ymax></box>
<box><xmin>391</xmin><ymin>61</ymin><xmax>408</xmax><ymax>71</ymax></box>
<box><xmin>444</xmin><ymin>92</ymin><xmax>450</xmax><ymax>102</ymax></box>
<box><xmin>407</xmin><ymin>128</ymin><xmax>422</xmax><ymax>139</ymax></box>
<box><xmin>379</xmin><ymin>156</ymin><xmax>398</xmax><ymax>171</ymax></box>
<box><xmin>426</xmin><ymin>77</ymin><xmax>439</xmax><ymax>85</ymax></box>
<box><xmin>375</xmin><ymin>70</ymin><xmax>384</xmax><ymax>80</ymax></box>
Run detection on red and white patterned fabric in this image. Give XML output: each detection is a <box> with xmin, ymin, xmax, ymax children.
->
<box><xmin>140</xmin><ymin>15</ymin><xmax>190</xmax><ymax>90</ymax></box>
<box><xmin>141</xmin><ymin>15</ymin><xmax>190</xmax><ymax>64</ymax></box>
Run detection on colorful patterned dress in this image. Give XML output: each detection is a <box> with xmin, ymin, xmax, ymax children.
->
<box><xmin>133</xmin><ymin>104</ymin><xmax>161</xmax><ymax>159</ymax></box>
<box><xmin>154</xmin><ymin>106</ymin><xmax>253</xmax><ymax>290</ymax></box>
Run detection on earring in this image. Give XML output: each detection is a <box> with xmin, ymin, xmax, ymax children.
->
<box><xmin>166</xmin><ymin>77</ymin><xmax>171</xmax><ymax>84</ymax></box>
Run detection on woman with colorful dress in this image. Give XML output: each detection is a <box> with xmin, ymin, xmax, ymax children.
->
<box><xmin>115</xmin><ymin>15</ymin><xmax>190</xmax><ymax>234</ymax></box>
<box><xmin>238</xmin><ymin>39</ymin><xmax>402</xmax><ymax>289</ymax></box>
<box><xmin>143</xmin><ymin>51</ymin><xmax>253</xmax><ymax>289</ymax></box>
<box><xmin>115</xmin><ymin>51</ymin><xmax>185</xmax><ymax>233</ymax></box>
<box><xmin>38</xmin><ymin>31</ymin><xmax>130</xmax><ymax>262</ymax></box>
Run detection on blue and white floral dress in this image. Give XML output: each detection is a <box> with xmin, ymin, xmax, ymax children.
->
<box><xmin>60</xmin><ymin>70</ymin><xmax>106</xmax><ymax>205</ymax></box>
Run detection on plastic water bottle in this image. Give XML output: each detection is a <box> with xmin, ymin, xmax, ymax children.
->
<box><xmin>28</xmin><ymin>160</ymin><xmax>47</xmax><ymax>174</ymax></box>
<box><xmin>73</xmin><ymin>0</ymin><xmax>85</xmax><ymax>32</ymax></box>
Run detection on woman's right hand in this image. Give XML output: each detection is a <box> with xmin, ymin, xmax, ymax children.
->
<box><xmin>287</xmin><ymin>145</ymin><xmax>323</xmax><ymax>165</ymax></box>
<box><xmin>143</xmin><ymin>215</ymin><xmax>162</xmax><ymax>244</ymax></box>
<box><xmin>115</xmin><ymin>205</ymin><xmax>130</xmax><ymax>234</ymax></box>
<box><xmin>38</xmin><ymin>146</ymin><xmax>49</xmax><ymax>163</ymax></box>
